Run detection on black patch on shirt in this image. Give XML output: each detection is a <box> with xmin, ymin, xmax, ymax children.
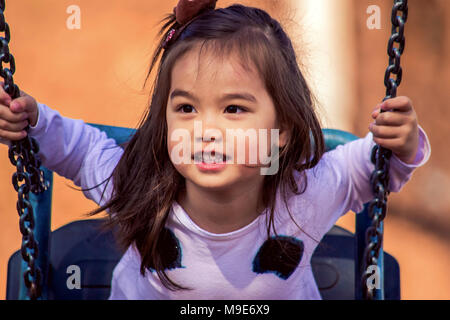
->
<box><xmin>252</xmin><ymin>235</ymin><xmax>304</xmax><ymax>280</ymax></box>
<box><xmin>148</xmin><ymin>228</ymin><xmax>183</xmax><ymax>271</ymax></box>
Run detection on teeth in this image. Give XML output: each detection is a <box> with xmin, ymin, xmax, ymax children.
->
<box><xmin>192</xmin><ymin>152</ymin><xmax>228</xmax><ymax>163</ymax></box>
<box><xmin>202</xmin><ymin>154</ymin><xmax>223</xmax><ymax>163</ymax></box>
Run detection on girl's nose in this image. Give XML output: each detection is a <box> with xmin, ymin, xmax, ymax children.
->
<box><xmin>195</xmin><ymin>113</ymin><xmax>223</xmax><ymax>143</ymax></box>
<box><xmin>195</xmin><ymin>127</ymin><xmax>223</xmax><ymax>143</ymax></box>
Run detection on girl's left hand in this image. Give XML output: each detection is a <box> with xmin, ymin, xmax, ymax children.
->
<box><xmin>369</xmin><ymin>96</ymin><xmax>419</xmax><ymax>164</ymax></box>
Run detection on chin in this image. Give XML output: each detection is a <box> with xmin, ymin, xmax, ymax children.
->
<box><xmin>177</xmin><ymin>165</ymin><xmax>239</xmax><ymax>190</ymax></box>
<box><xmin>196</xmin><ymin>181</ymin><xmax>234</xmax><ymax>191</ymax></box>
<box><xmin>189</xmin><ymin>174</ymin><xmax>236</xmax><ymax>191</ymax></box>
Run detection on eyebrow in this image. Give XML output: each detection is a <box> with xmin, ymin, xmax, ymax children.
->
<box><xmin>169</xmin><ymin>89</ymin><xmax>257</xmax><ymax>103</ymax></box>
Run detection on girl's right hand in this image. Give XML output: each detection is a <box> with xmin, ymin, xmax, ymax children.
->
<box><xmin>0</xmin><ymin>82</ymin><xmax>38</xmax><ymax>143</ymax></box>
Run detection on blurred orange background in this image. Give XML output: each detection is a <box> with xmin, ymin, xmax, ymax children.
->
<box><xmin>0</xmin><ymin>0</ymin><xmax>448</xmax><ymax>300</ymax></box>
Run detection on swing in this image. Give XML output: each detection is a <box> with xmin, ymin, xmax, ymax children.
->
<box><xmin>2</xmin><ymin>0</ymin><xmax>408</xmax><ymax>300</ymax></box>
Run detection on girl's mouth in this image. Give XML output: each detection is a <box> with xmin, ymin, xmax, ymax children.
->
<box><xmin>192</xmin><ymin>151</ymin><xmax>230</xmax><ymax>171</ymax></box>
<box><xmin>192</xmin><ymin>151</ymin><xmax>230</xmax><ymax>164</ymax></box>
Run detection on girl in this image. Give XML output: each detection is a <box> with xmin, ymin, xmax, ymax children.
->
<box><xmin>0</xmin><ymin>1</ymin><xmax>430</xmax><ymax>299</ymax></box>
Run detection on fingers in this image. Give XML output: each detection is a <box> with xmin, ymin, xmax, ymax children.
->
<box><xmin>371</xmin><ymin>96</ymin><xmax>416</xmax><ymax>127</ymax></box>
<box><xmin>369</xmin><ymin>96</ymin><xmax>413</xmax><ymax>139</ymax></box>
<box><xmin>0</xmin><ymin>81</ymin><xmax>32</xmax><ymax>113</ymax></box>
<box><xmin>369</xmin><ymin>123</ymin><xmax>405</xmax><ymax>139</ymax></box>
<box><xmin>10</xmin><ymin>96</ymin><xmax>31</xmax><ymax>113</ymax></box>
<box><xmin>0</xmin><ymin>128</ymin><xmax>27</xmax><ymax>141</ymax></box>
<box><xmin>380</xmin><ymin>96</ymin><xmax>413</xmax><ymax>113</ymax></box>
<box><xmin>369</xmin><ymin>96</ymin><xmax>419</xmax><ymax>163</ymax></box>
<box><xmin>0</xmin><ymin>81</ymin><xmax>30</xmax><ymax>120</ymax></box>
<box><xmin>372</xmin><ymin>109</ymin><xmax>408</xmax><ymax>126</ymax></box>
<box><xmin>0</xmin><ymin>118</ymin><xmax>29</xmax><ymax>130</ymax></box>
<box><xmin>372</xmin><ymin>136</ymin><xmax>404</xmax><ymax>150</ymax></box>
<box><xmin>0</xmin><ymin>82</ymin><xmax>35</xmax><ymax>142</ymax></box>
<box><xmin>0</xmin><ymin>103</ymin><xmax>29</xmax><ymax>142</ymax></box>
<box><xmin>0</xmin><ymin>103</ymin><xmax>28</xmax><ymax>123</ymax></box>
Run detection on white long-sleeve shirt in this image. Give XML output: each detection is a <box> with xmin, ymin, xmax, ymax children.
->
<box><xmin>27</xmin><ymin>102</ymin><xmax>431</xmax><ymax>299</ymax></box>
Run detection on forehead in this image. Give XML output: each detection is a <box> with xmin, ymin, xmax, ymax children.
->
<box><xmin>170</xmin><ymin>44</ymin><xmax>265</xmax><ymax>93</ymax></box>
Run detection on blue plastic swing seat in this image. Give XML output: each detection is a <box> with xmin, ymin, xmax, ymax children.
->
<box><xmin>6</xmin><ymin>125</ymin><xmax>400</xmax><ymax>300</ymax></box>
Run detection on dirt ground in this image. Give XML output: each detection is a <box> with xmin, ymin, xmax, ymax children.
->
<box><xmin>0</xmin><ymin>0</ymin><xmax>448</xmax><ymax>300</ymax></box>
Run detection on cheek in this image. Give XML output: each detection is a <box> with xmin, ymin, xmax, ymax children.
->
<box><xmin>166</xmin><ymin>117</ymin><xmax>196</xmax><ymax>165</ymax></box>
<box><xmin>167</xmin><ymin>133</ymin><xmax>192</xmax><ymax>166</ymax></box>
<box><xmin>167</xmin><ymin>136</ymin><xmax>191</xmax><ymax>179</ymax></box>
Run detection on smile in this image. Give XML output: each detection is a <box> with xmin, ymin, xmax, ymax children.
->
<box><xmin>191</xmin><ymin>151</ymin><xmax>230</xmax><ymax>164</ymax></box>
<box><xmin>191</xmin><ymin>151</ymin><xmax>229</xmax><ymax>172</ymax></box>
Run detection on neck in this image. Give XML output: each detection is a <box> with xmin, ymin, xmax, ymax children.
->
<box><xmin>177</xmin><ymin>176</ymin><xmax>266</xmax><ymax>234</ymax></box>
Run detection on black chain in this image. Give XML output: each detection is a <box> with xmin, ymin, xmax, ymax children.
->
<box><xmin>361</xmin><ymin>0</ymin><xmax>408</xmax><ymax>300</ymax></box>
<box><xmin>0</xmin><ymin>0</ymin><xmax>48</xmax><ymax>300</ymax></box>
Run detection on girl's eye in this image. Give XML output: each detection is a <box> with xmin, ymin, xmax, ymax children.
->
<box><xmin>176</xmin><ymin>104</ymin><xmax>196</xmax><ymax>113</ymax></box>
<box><xmin>176</xmin><ymin>104</ymin><xmax>246</xmax><ymax>114</ymax></box>
<box><xmin>225</xmin><ymin>105</ymin><xmax>246</xmax><ymax>114</ymax></box>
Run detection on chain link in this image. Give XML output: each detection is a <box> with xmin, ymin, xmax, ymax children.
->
<box><xmin>361</xmin><ymin>0</ymin><xmax>408</xmax><ymax>300</ymax></box>
<box><xmin>1</xmin><ymin>1</ymin><xmax>49</xmax><ymax>300</ymax></box>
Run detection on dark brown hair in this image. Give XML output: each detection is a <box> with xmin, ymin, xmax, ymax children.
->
<box><xmin>86</xmin><ymin>4</ymin><xmax>325</xmax><ymax>291</ymax></box>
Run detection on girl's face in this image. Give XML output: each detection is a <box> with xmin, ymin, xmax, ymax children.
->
<box><xmin>166</xmin><ymin>45</ymin><xmax>287</xmax><ymax>192</ymax></box>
